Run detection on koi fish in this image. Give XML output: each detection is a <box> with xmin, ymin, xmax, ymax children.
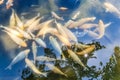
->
<box><xmin>36</xmin><ymin>56</ymin><xmax>56</xmax><ymax>62</ymax></box>
<box><xmin>3</xmin><ymin>30</ymin><xmax>27</xmax><ymax>47</ymax></box>
<box><xmin>5</xmin><ymin>49</ymin><xmax>30</xmax><ymax>70</ymax></box>
<box><xmin>36</xmin><ymin>19</ymin><xmax>54</xmax><ymax>37</ymax></box>
<box><xmin>68</xmin><ymin>17</ymin><xmax>96</xmax><ymax>28</ymax></box>
<box><xmin>34</xmin><ymin>38</ymin><xmax>46</xmax><ymax>48</ymax></box>
<box><xmin>6</xmin><ymin>0</ymin><xmax>13</xmax><ymax>9</ymax></box>
<box><xmin>27</xmin><ymin>17</ymin><xmax>43</xmax><ymax>32</ymax></box>
<box><xmin>97</xmin><ymin>20</ymin><xmax>105</xmax><ymax>39</ymax></box>
<box><xmin>54</xmin><ymin>33</ymin><xmax>71</xmax><ymax>46</ymax></box>
<box><xmin>51</xmin><ymin>11</ymin><xmax>64</xmax><ymax>21</ymax></box>
<box><xmin>79</xmin><ymin>23</ymin><xmax>98</xmax><ymax>29</ymax></box>
<box><xmin>24</xmin><ymin>13</ymin><xmax>40</xmax><ymax>28</ymax></box>
<box><xmin>62</xmin><ymin>27</ymin><xmax>78</xmax><ymax>43</ymax></box>
<box><xmin>45</xmin><ymin>63</ymin><xmax>67</xmax><ymax>77</ymax></box>
<box><xmin>0</xmin><ymin>0</ymin><xmax>4</xmax><ymax>5</ymax></box>
<box><xmin>49</xmin><ymin>36</ymin><xmax>62</xmax><ymax>57</ymax></box>
<box><xmin>16</xmin><ymin>27</ymin><xmax>32</xmax><ymax>39</ymax></box>
<box><xmin>59</xmin><ymin>7</ymin><xmax>68</xmax><ymax>11</ymax></box>
<box><xmin>67</xmin><ymin>49</ymin><xmax>87</xmax><ymax>69</ymax></box>
<box><xmin>25</xmin><ymin>58</ymin><xmax>47</xmax><ymax>77</ymax></box>
<box><xmin>71</xmin><ymin>11</ymin><xmax>80</xmax><ymax>20</ymax></box>
<box><xmin>77</xmin><ymin>45</ymin><xmax>95</xmax><ymax>55</ymax></box>
<box><xmin>55</xmin><ymin>21</ymin><xmax>68</xmax><ymax>39</ymax></box>
<box><xmin>32</xmin><ymin>41</ymin><xmax>37</xmax><ymax>64</ymax></box>
<box><xmin>104</xmin><ymin>2</ymin><xmax>120</xmax><ymax>18</ymax></box>
<box><xmin>0</xmin><ymin>26</ymin><xmax>23</xmax><ymax>38</ymax></box>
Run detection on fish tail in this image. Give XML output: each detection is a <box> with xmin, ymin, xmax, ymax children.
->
<box><xmin>5</xmin><ymin>65</ymin><xmax>12</xmax><ymax>70</ymax></box>
<box><xmin>42</xmin><ymin>72</ymin><xmax>48</xmax><ymax>77</ymax></box>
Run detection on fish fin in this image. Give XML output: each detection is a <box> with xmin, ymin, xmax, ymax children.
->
<box><xmin>105</xmin><ymin>8</ymin><xmax>109</xmax><ymax>12</ymax></box>
<box><xmin>5</xmin><ymin>65</ymin><xmax>12</xmax><ymax>70</ymax></box>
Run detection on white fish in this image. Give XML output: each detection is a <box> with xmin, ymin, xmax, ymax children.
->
<box><xmin>36</xmin><ymin>19</ymin><xmax>54</xmax><ymax>37</ymax></box>
<box><xmin>32</xmin><ymin>41</ymin><xmax>37</xmax><ymax>64</ymax></box>
<box><xmin>97</xmin><ymin>20</ymin><xmax>105</xmax><ymax>39</ymax></box>
<box><xmin>9</xmin><ymin>9</ymin><xmax>16</xmax><ymax>27</ymax></box>
<box><xmin>37</xmin><ymin>27</ymin><xmax>58</xmax><ymax>39</ymax></box>
<box><xmin>27</xmin><ymin>17</ymin><xmax>43</xmax><ymax>32</ymax></box>
<box><xmin>34</xmin><ymin>38</ymin><xmax>46</xmax><ymax>48</ymax></box>
<box><xmin>84</xmin><ymin>29</ymin><xmax>99</xmax><ymax>38</ymax></box>
<box><xmin>71</xmin><ymin>11</ymin><xmax>81</xmax><ymax>20</ymax></box>
<box><xmin>104</xmin><ymin>2</ymin><xmax>120</xmax><ymax>18</ymax></box>
<box><xmin>3</xmin><ymin>30</ymin><xmax>27</xmax><ymax>47</ymax></box>
<box><xmin>51</xmin><ymin>11</ymin><xmax>64</xmax><ymax>21</ymax></box>
<box><xmin>55</xmin><ymin>21</ymin><xmax>68</xmax><ymax>39</ymax></box>
<box><xmin>0</xmin><ymin>26</ymin><xmax>23</xmax><ymax>38</ymax></box>
<box><xmin>49</xmin><ymin>36</ymin><xmax>62</xmax><ymax>56</ymax></box>
<box><xmin>67</xmin><ymin>49</ymin><xmax>87</xmax><ymax>69</ymax></box>
<box><xmin>24</xmin><ymin>13</ymin><xmax>40</xmax><ymax>28</ymax></box>
<box><xmin>16</xmin><ymin>27</ymin><xmax>32</xmax><ymax>39</ymax></box>
<box><xmin>62</xmin><ymin>27</ymin><xmax>78</xmax><ymax>43</ymax></box>
<box><xmin>68</xmin><ymin>17</ymin><xmax>96</xmax><ymax>28</ymax></box>
<box><xmin>36</xmin><ymin>56</ymin><xmax>56</xmax><ymax>62</ymax></box>
<box><xmin>59</xmin><ymin>7</ymin><xmax>68</xmax><ymax>11</ymax></box>
<box><xmin>45</xmin><ymin>63</ymin><xmax>67</xmax><ymax>77</ymax></box>
<box><xmin>79</xmin><ymin>23</ymin><xmax>98</xmax><ymax>29</ymax></box>
<box><xmin>25</xmin><ymin>58</ymin><xmax>47</xmax><ymax>77</ymax></box>
<box><xmin>5</xmin><ymin>49</ymin><xmax>30</xmax><ymax>70</ymax></box>
<box><xmin>54</xmin><ymin>33</ymin><xmax>71</xmax><ymax>46</ymax></box>
<box><xmin>64</xmin><ymin>20</ymin><xmax>74</xmax><ymax>28</ymax></box>
<box><xmin>14</xmin><ymin>10</ymin><xmax>24</xmax><ymax>29</ymax></box>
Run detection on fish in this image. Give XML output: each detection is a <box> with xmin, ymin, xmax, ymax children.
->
<box><xmin>0</xmin><ymin>26</ymin><xmax>23</xmax><ymax>38</ymax></box>
<box><xmin>96</xmin><ymin>20</ymin><xmax>105</xmax><ymax>39</ymax></box>
<box><xmin>77</xmin><ymin>45</ymin><xmax>95</xmax><ymax>55</ymax></box>
<box><xmin>14</xmin><ymin>10</ymin><xmax>24</xmax><ymax>29</ymax></box>
<box><xmin>3</xmin><ymin>30</ymin><xmax>27</xmax><ymax>47</ymax></box>
<box><xmin>6</xmin><ymin>0</ymin><xmax>13</xmax><ymax>9</ymax></box>
<box><xmin>71</xmin><ymin>11</ymin><xmax>81</xmax><ymax>20</ymax></box>
<box><xmin>5</xmin><ymin>49</ymin><xmax>30</xmax><ymax>70</ymax></box>
<box><xmin>45</xmin><ymin>63</ymin><xmax>67</xmax><ymax>77</ymax></box>
<box><xmin>36</xmin><ymin>19</ymin><xmax>54</xmax><ymax>37</ymax></box>
<box><xmin>59</xmin><ymin>7</ymin><xmax>68</xmax><ymax>11</ymax></box>
<box><xmin>27</xmin><ymin>17</ymin><xmax>43</xmax><ymax>32</ymax></box>
<box><xmin>32</xmin><ymin>41</ymin><xmax>37</xmax><ymax>64</ymax></box>
<box><xmin>16</xmin><ymin>27</ymin><xmax>32</xmax><ymax>39</ymax></box>
<box><xmin>67</xmin><ymin>49</ymin><xmax>87</xmax><ymax>69</ymax></box>
<box><xmin>68</xmin><ymin>17</ymin><xmax>96</xmax><ymax>28</ymax></box>
<box><xmin>74</xmin><ymin>43</ymin><xmax>90</xmax><ymax>49</ymax></box>
<box><xmin>0</xmin><ymin>0</ymin><xmax>4</xmax><ymax>5</ymax></box>
<box><xmin>9</xmin><ymin>9</ymin><xmax>16</xmax><ymax>28</ymax></box>
<box><xmin>34</xmin><ymin>38</ymin><xmax>46</xmax><ymax>48</ymax></box>
<box><xmin>62</xmin><ymin>27</ymin><xmax>78</xmax><ymax>43</ymax></box>
<box><xmin>104</xmin><ymin>2</ymin><xmax>120</xmax><ymax>18</ymax></box>
<box><xmin>36</xmin><ymin>56</ymin><xmax>56</xmax><ymax>62</ymax></box>
<box><xmin>54</xmin><ymin>33</ymin><xmax>71</xmax><ymax>46</ymax></box>
<box><xmin>84</xmin><ymin>29</ymin><xmax>99</xmax><ymax>38</ymax></box>
<box><xmin>55</xmin><ymin>21</ymin><xmax>68</xmax><ymax>39</ymax></box>
<box><xmin>24</xmin><ymin>13</ymin><xmax>40</xmax><ymax>28</ymax></box>
<box><xmin>25</xmin><ymin>58</ymin><xmax>47</xmax><ymax>77</ymax></box>
<box><xmin>64</xmin><ymin>20</ymin><xmax>74</xmax><ymax>28</ymax></box>
<box><xmin>49</xmin><ymin>36</ymin><xmax>62</xmax><ymax>57</ymax></box>
<box><xmin>79</xmin><ymin>23</ymin><xmax>98</xmax><ymax>29</ymax></box>
<box><xmin>51</xmin><ymin>11</ymin><xmax>64</xmax><ymax>21</ymax></box>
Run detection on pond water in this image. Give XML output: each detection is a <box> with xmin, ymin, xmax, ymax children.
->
<box><xmin>0</xmin><ymin>0</ymin><xmax>120</xmax><ymax>80</ymax></box>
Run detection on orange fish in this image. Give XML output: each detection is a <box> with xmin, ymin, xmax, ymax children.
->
<box><xmin>6</xmin><ymin>0</ymin><xmax>13</xmax><ymax>9</ymax></box>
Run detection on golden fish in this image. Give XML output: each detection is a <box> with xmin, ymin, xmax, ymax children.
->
<box><xmin>77</xmin><ymin>45</ymin><xmax>95</xmax><ymax>55</ymax></box>
<box><xmin>25</xmin><ymin>58</ymin><xmax>47</xmax><ymax>77</ymax></box>
<box><xmin>3</xmin><ymin>30</ymin><xmax>27</xmax><ymax>47</ymax></box>
<box><xmin>67</xmin><ymin>49</ymin><xmax>87</xmax><ymax>69</ymax></box>
<box><xmin>54</xmin><ymin>33</ymin><xmax>71</xmax><ymax>46</ymax></box>
<box><xmin>46</xmin><ymin>63</ymin><xmax>67</xmax><ymax>77</ymax></box>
